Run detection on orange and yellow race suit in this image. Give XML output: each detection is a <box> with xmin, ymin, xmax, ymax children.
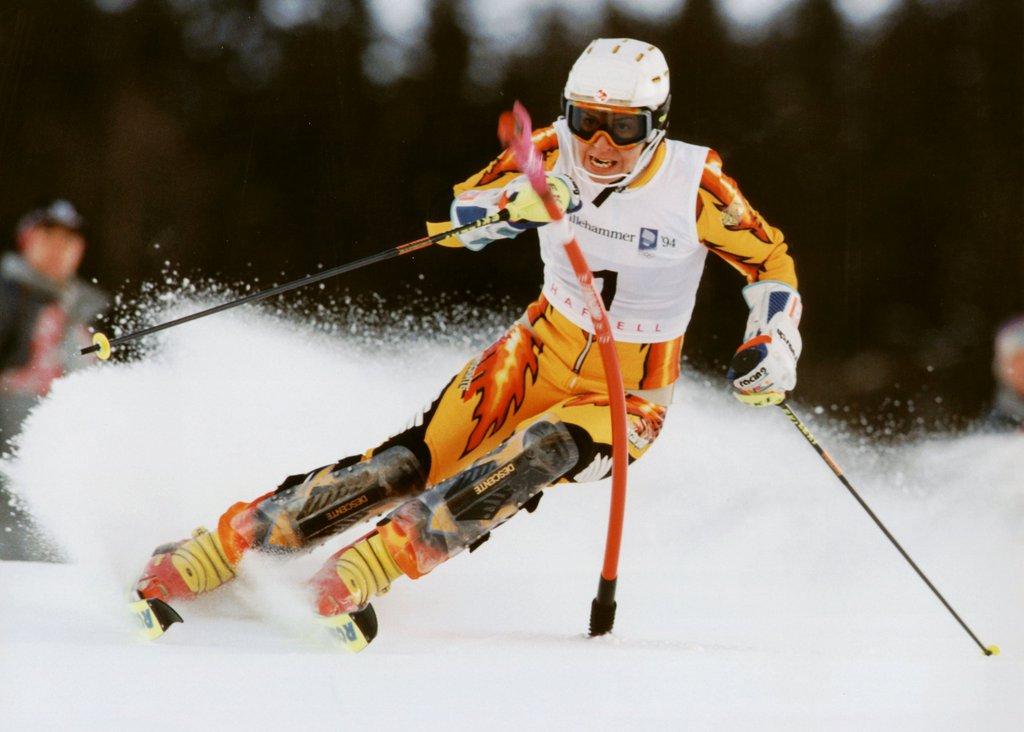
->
<box><xmin>198</xmin><ymin>124</ymin><xmax>799</xmax><ymax>600</ymax></box>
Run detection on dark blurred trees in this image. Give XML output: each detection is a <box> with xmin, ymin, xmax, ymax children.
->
<box><xmin>0</xmin><ymin>0</ymin><xmax>1020</xmax><ymax>422</ymax></box>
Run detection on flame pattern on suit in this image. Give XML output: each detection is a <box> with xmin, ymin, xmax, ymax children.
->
<box><xmin>564</xmin><ymin>393</ymin><xmax>667</xmax><ymax>445</ymax></box>
<box><xmin>696</xmin><ymin>149</ymin><xmax>797</xmax><ymax>287</ymax></box>
<box><xmin>460</xmin><ymin>324</ymin><xmax>542</xmax><ymax>458</ymax></box>
<box><xmin>700</xmin><ymin>150</ymin><xmax>771</xmax><ymax>244</ymax></box>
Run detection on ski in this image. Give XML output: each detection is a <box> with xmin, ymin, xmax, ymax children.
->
<box><xmin>129</xmin><ymin>595</ymin><xmax>183</xmax><ymax>640</ymax></box>
<box><xmin>128</xmin><ymin>591</ymin><xmax>376</xmax><ymax>652</ymax></box>
<box><xmin>317</xmin><ymin>604</ymin><xmax>378</xmax><ymax>653</ymax></box>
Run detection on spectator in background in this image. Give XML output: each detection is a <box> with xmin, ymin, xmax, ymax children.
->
<box><xmin>989</xmin><ymin>316</ymin><xmax>1024</xmax><ymax>432</ymax></box>
<box><xmin>1</xmin><ymin>200</ymin><xmax>107</xmax><ymax>560</ymax></box>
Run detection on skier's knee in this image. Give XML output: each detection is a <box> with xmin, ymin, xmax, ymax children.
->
<box><xmin>556</xmin><ymin>396</ymin><xmax>668</xmax><ymax>483</ymax></box>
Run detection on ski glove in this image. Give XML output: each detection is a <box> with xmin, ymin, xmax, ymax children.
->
<box><xmin>726</xmin><ymin>281</ymin><xmax>803</xmax><ymax>406</ymax></box>
<box><xmin>450</xmin><ymin>173</ymin><xmax>581</xmax><ymax>251</ymax></box>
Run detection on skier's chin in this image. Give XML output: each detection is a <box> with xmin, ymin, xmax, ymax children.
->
<box><xmin>582</xmin><ymin>157</ymin><xmax>633</xmax><ymax>183</ymax></box>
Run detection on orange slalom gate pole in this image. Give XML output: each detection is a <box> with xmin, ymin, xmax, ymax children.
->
<box><xmin>500</xmin><ymin>101</ymin><xmax>629</xmax><ymax>635</ymax></box>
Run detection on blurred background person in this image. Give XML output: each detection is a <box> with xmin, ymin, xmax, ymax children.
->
<box><xmin>988</xmin><ymin>317</ymin><xmax>1024</xmax><ymax>432</ymax></box>
<box><xmin>0</xmin><ymin>199</ymin><xmax>107</xmax><ymax>559</ymax></box>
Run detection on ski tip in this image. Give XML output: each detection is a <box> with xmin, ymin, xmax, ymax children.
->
<box><xmin>985</xmin><ymin>644</ymin><xmax>1000</xmax><ymax>657</ymax></box>
<box><xmin>319</xmin><ymin>604</ymin><xmax>378</xmax><ymax>653</ymax></box>
<box><xmin>130</xmin><ymin>596</ymin><xmax>183</xmax><ymax>640</ymax></box>
<box><xmin>353</xmin><ymin>604</ymin><xmax>378</xmax><ymax>645</ymax></box>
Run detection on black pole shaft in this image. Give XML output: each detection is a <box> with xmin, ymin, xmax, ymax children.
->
<box><xmin>81</xmin><ymin>212</ymin><xmax>508</xmax><ymax>356</ymax></box>
<box><xmin>778</xmin><ymin>402</ymin><xmax>994</xmax><ymax>656</ymax></box>
<box><xmin>86</xmin><ymin>246</ymin><xmax>406</xmax><ymax>352</ymax></box>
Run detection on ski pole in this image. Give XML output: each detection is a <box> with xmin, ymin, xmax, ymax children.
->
<box><xmin>80</xmin><ymin>211</ymin><xmax>511</xmax><ymax>360</ymax></box>
<box><xmin>777</xmin><ymin>400</ymin><xmax>999</xmax><ymax>656</ymax></box>
<box><xmin>499</xmin><ymin>101</ymin><xmax>630</xmax><ymax>637</ymax></box>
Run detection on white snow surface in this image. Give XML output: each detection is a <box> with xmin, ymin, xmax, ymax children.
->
<box><xmin>1</xmin><ymin>302</ymin><xmax>1021</xmax><ymax>730</ymax></box>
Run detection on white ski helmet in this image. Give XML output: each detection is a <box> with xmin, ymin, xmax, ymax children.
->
<box><xmin>562</xmin><ymin>38</ymin><xmax>671</xmax><ymax>186</ymax></box>
<box><xmin>564</xmin><ymin>38</ymin><xmax>670</xmax><ymax>112</ymax></box>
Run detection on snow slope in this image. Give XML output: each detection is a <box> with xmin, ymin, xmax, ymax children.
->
<box><xmin>1</xmin><ymin>302</ymin><xmax>1021</xmax><ymax>730</ymax></box>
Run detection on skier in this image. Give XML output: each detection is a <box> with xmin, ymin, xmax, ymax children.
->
<box><xmin>135</xmin><ymin>39</ymin><xmax>803</xmax><ymax>629</ymax></box>
<box><xmin>988</xmin><ymin>316</ymin><xmax>1024</xmax><ymax>431</ymax></box>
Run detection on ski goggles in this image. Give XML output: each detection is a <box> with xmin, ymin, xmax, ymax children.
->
<box><xmin>565</xmin><ymin>102</ymin><xmax>654</xmax><ymax>147</ymax></box>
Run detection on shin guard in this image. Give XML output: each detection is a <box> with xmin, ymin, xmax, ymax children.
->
<box><xmin>223</xmin><ymin>446</ymin><xmax>425</xmax><ymax>561</ymax></box>
<box><xmin>379</xmin><ymin>418</ymin><xmax>578</xmax><ymax>579</ymax></box>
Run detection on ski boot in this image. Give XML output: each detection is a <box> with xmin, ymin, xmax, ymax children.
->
<box><xmin>310</xmin><ymin>528</ymin><xmax>405</xmax><ymax>617</ymax></box>
<box><xmin>134</xmin><ymin>526</ymin><xmax>236</xmax><ymax>604</ymax></box>
<box><xmin>308</xmin><ymin>528</ymin><xmax>402</xmax><ymax>652</ymax></box>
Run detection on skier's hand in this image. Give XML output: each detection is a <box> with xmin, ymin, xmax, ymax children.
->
<box><xmin>502</xmin><ymin>174</ymin><xmax>581</xmax><ymax>227</ymax></box>
<box><xmin>449</xmin><ymin>174</ymin><xmax>580</xmax><ymax>251</ymax></box>
<box><xmin>727</xmin><ymin>281</ymin><xmax>803</xmax><ymax>406</ymax></box>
